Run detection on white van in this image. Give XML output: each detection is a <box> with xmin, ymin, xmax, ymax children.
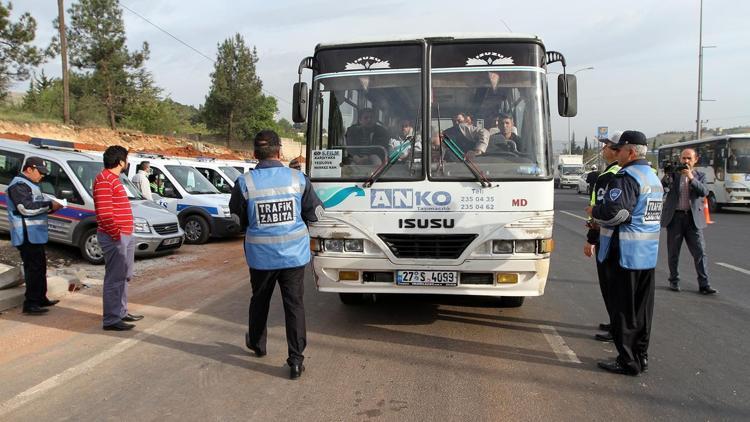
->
<box><xmin>126</xmin><ymin>153</ymin><xmax>241</xmax><ymax>244</ymax></box>
<box><xmin>219</xmin><ymin>159</ymin><xmax>257</xmax><ymax>174</ymax></box>
<box><xmin>0</xmin><ymin>138</ymin><xmax>185</xmax><ymax>264</ymax></box>
<box><xmin>183</xmin><ymin>157</ymin><xmax>242</xmax><ymax>191</ymax></box>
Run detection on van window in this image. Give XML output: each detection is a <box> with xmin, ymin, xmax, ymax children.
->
<box><xmin>165</xmin><ymin>165</ymin><xmax>219</xmax><ymax>194</ymax></box>
<box><xmin>0</xmin><ymin>150</ymin><xmax>25</xmax><ymax>185</ymax></box>
<box><xmin>38</xmin><ymin>161</ymin><xmax>84</xmax><ymax>205</ymax></box>
<box><xmin>150</xmin><ymin>167</ymin><xmax>181</xmax><ymax>198</ymax></box>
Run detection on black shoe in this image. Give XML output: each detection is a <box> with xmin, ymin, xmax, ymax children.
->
<box><xmin>638</xmin><ymin>354</ymin><xmax>649</xmax><ymax>372</ymax></box>
<box><xmin>289</xmin><ymin>364</ymin><xmax>305</xmax><ymax>380</ymax></box>
<box><xmin>699</xmin><ymin>286</ymin><xmax>717</xmax><ymax>295</ymax></box>
<box><xmin>597</xmin><ymin>360</ymin><xmax>639</xmax><ymax>376</ymax></box>
<box><xmin>121</xmin><ymin>313</ymin><xmax>144</xmax><ymax>322</ymax></box>
<box><xmin>103</xmin><ymin>321</ymin><xmax>135</xmax><ymax>331</ymax></box>
<box><xmin>595</xmin><ymin>332</ymin><xmax>614</xmax><ymax>342</ymax></box>
<box><xmin>22</xmin><ymin>305</ymin><xmax>49</xmax><ymax>315</ymax></box>
<box><xmin>40</xmin><ymin>299</ymin><xmax>60</xmax><ymax>307</ymax></box>
<box><xmin>245</xmin><ymin>333</ymin><xmax>266</xmax><ymax>357</ymax></box>
<box><xmin>668</xmin><ymin>282</ymin><xmax>680</xmax><ymax>292</ymax></box>
<box><xmin>598</xmin><ymin>323</ymin><xmax>611</xmax><ymax>331</ymax></box>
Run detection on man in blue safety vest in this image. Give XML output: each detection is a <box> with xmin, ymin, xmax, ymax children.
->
<box><xmin>586</xmin><ymin>130</ymin><xmax>663</xmax><ymax>376</ymax></box>
<box><xmin>6</xmin><ymin>157</ymin><xmax>63</xmax><ymax>315</ymax></box>
<box><xmin>229</xmin><ymin>130</ymin><xmax>323</xmax><ymax>380</ymax></box>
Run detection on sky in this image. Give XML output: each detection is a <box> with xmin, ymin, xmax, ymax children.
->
<box><xmin>11</xmin><ymin>0</ymin><xmax>750</xmax><ymax>149</ymax></box>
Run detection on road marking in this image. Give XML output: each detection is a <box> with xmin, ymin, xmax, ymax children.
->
<box><xmin>578</xmin><ymin>195</ymin><xmax>590</xmax><ymax>200</ymax></box>
<box><xmin>716</xmin><ymin>262</ymin><xmax>750</xmax><ymax>276</ymax></box>
<box><xmin>0</xmin><ymin>295</ymin><xmax>220</xmax><ymax>418</ymax></box>
<box><xmin>559</xmin><ymin>210</ymin><xmax>588</xmax><ymax>221</ymax></box>
<box><xmin>538</xmin><ymin>325</ymin><xmax>581</xmax><ymax>364</ymax></box>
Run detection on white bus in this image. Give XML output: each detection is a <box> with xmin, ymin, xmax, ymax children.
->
<box><xmin>657</xmin><ymin>134</ymin><xmax>750</xmax><ymax>212</ymax></box>
<box><xmin>292</xmin><ymin>34</ymin><xmax>578</xmax><ymax>306</ymax></box>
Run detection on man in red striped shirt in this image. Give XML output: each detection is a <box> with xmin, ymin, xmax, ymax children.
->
<box><xmin>93</xmin><ymin>146</ymin><xmax>143</xmax><ymax>331</ymax></box>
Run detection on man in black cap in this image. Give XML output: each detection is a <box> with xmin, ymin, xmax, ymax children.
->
<box><xmin>586</xmin><ymin>130</ymin><xmax>663</xmax><ymax>375</ymax></box>
<box><xmin>5</xmin><ymin>157</ymin><xmax>64</xmax><ymax>315</ymax></box>
<box><xmin>229</xmin><ymin>130</ymin><xmax>324</xmax><ymax>379</ymax></box>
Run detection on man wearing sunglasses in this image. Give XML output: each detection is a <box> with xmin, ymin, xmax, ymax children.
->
<box><xmin>6</xmin><ymin>157</ymin><xmax>64</xmax><ymax>315</ymax></box>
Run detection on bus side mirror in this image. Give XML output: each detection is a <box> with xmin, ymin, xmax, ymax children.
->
<box><xmin>292</xmin><ymin>82</ymin><xmax>308</xmax><ymax>123</ymax></box>
<box><xmin>557</xmin><ymin>74</ymin><xmax>578</xmax><ymax>117</ymax></box>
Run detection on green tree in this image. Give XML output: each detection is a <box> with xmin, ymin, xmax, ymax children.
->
<box><xmin>61</xmin><ymin>0</ymin><xmax>150</xmax><ymax>129</ymax></box>
<box><xmin>203</xmin><ymin>33</ymin><xmax>275</xmax><ymax>140</ymax></box>
<box><xmin>0</xmin><ymin>2</ymin><xmax>47</xmax><ymax>99</ymax></box>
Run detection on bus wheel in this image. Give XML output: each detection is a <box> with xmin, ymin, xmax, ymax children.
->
<box><xmin>339</xmin><ymin>293</ymin><xmax>367</xmax><ymax>305</ymax></box>
<box><xmin>707</xmin><ymin>194</ymin><xmax>722</xmax><ymax>213</ymax></box>
<box><xmin>499</xmin><ymin>296</ymin><xmax>525</xmax><ymax>308</ymax></box>
<box><xmin>184</xmin><ymin>215</ymin><xmax>210</xmax><ymax>244</ymax></box>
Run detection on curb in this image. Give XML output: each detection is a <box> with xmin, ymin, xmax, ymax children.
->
<box><xmin>0</xmin><ymin>275</ymin><xmax>97</xmax><ymax>313</ymax></box>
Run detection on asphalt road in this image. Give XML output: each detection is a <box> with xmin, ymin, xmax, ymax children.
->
<box><xmin>0</xmin><ymin>190</ymin><xmax>748</xmax><ymax>421</ymax></box>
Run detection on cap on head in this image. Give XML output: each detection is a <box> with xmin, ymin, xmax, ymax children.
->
<box><xmin>253</xmin><ymin>130</ymin><xmax>281</xmax><ymax>149</ymax></box>
<box><xmin>613</xmin><ymin>130</ymin><xmax>647</xmax><ymax>147</ymax></box>
<box><xmin>598</xmin><ymin>130</ymin><xmax>623</xmax><ymax>145</ymax></box>
<box><xmin>24</xmin><ymin>157</ymin><xmax>49</xmax><ymax>175</ymax></box>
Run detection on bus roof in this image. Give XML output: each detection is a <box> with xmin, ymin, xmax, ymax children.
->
<box><xmin>658</xmin><ymin>133</ymin><xmax>750</xmax><ymax>151</ymax></box>
<box><xmin>315</xmin><ymin>33</ymin><xmax>543</xmax><ymax>50</ymax></box>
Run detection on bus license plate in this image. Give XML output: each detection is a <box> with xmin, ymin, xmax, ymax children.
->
<box><xmin>396</xmin><ymin>271</ymin><xmax>458</xmax><ymax>286</ymax></box>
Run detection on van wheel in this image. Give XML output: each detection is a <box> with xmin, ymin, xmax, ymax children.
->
<box><xmin>498</xmin><ymin>296</ymin><xmax>525</xmax><ymax>308</ymax></box>
<box><xmin>80</xmin><ymin>228</ymin><xmax>105</xmax><ymax>265</ymax></box>
<box><xmin>183</xmin><ymin>215</ymin><xmax>210</xmax><ymax>244</ymax></box>
<box><xmin>339</xmin><ymin>293</ymin><xmax>367</xmax><ymax>305</ymax></box>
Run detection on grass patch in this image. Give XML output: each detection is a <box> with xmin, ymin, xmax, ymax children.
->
<box><xmin>0</xmin><ymin>106</ymin><xmax>63</xmax><ymax>125</ymax></box>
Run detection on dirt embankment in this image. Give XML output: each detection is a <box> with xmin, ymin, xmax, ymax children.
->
<box><xmin>0</xmin><ymin>120</ymin><xmax>305</xmax><ymax>161</ymax></box>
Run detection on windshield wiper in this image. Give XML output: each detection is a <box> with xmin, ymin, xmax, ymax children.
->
<box><xmin>441</xmin><ymin>135</ymin><xmax>492</xmax><ymax>187</ymax></box>
<box><xmin>362</xmin><ymin>141</ymin><xmax>412</xmax><ymax>188</ymax></box>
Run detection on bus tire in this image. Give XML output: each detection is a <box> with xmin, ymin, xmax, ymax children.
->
<box><xmin>707</xmin><ymin>194</ymin><xmax>722</xmax><ymax>213</ymax></box>
<box><xmin>183</xmin><ymin>215</ymin><xmax>210</xmax><ymax>244</ymax></box>
<box><xmin>339</xmin><ymin>293</ymin><xmax>367</xmax><ymax>305</ymax></box>
<box><xmin>499</xmin><ymin>296</ymin><xmax>525</xmax><ymax>308</ymax></box>
<box><xmin>80</xmin><ymin>227</ymin><xmax>105</xmax><ymax>265</ymax></box>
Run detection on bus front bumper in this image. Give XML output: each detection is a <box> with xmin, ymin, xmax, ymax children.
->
<box><xmin>313</xmin><ymin>256</ymin><xmax>549</xmax><ymax>297</ymax></box>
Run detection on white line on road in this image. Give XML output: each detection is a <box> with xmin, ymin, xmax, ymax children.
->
<box><xmin>559</xmin><ymin>210</ymin><xmax>588</xmax><ymax>221</ymax></box>
<box><xmin>716</xmin><ymin>262</ymin><xmax>750</xmax><ymax>276</ymax></box>
<box><xmin>0</xmin><ymin>295</ymin><xmax>220</xmax><ymax>418</ymax></box>
<box><xmin>538</xmin><ymin>325</ymin><xmax>581</xmax><ymax>364</ymax></box>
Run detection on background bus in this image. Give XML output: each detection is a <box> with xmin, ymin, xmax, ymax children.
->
<box><xmin>657</xmin><ymin>134</ymin><xmax>750</xmax><ymax>211</ymax></box>
<box><xmin>292</xmin><ymin>34</ymin><xmax>577</xmax><ymax>306</ymax></box>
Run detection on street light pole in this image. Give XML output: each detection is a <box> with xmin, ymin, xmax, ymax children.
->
<box><xmin>568</xmin><ymin>66</ymin><xmax>594</xmax><ymax>153</ymax></box>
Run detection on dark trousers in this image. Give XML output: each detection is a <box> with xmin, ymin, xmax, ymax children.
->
<box><xmin>247</xmin><ymin>266</ymin><xmax>306</xmax><ymax>366</ymax></box>
<box><xmin>17</xmin><ymin>241</ymin><xmax>48</xmax><ymax>309</ymax></box>
<box><xmin>604</xmin><ymin>255</ymin><xmax>655</xmax><ymax>373</ymax></box>
<box><xmin>667</xmin><ymin>212</ymin><xmax>709</xmax><ymax>288</ymax></box>
<box><xmin>595</xmin><ymin>249</ymin><xmax>612</xmax><ymax>329</ymax></box>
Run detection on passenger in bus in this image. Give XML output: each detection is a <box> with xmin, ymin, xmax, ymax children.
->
<box><xmin>388</xmin><ymin>119</ymin><xmax>422</xmax><ymax>161</ymax></box>
<box><xmin>487</xmin><ymin>113</ymin><xmax>520</xmax><ymax>154</ymax></box>
<box><xmin>442</xmin><ymin>112</ymin><xmax>488</xmax><ymax>158</ymax></box>
<box><xmin>344</xmin><ymin>108</ymin><xmax>389</xmax><ymax>165</ymax></box>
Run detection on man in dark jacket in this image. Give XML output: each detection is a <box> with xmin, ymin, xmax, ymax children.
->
<box><xmin>660</xmin><ymin>148</ymin><xmax>717</xmax><ymax>294</ymax></box>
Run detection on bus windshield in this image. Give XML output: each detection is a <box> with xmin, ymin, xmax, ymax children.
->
<box><xmin>728</xmin><ymin>138</ymin><xmax>750</xmax><ymax>173</ymax></box>
<box><xmin>430</xmin><ymin>43</ymin><xmax>549</xmax><ymax>181</ymax></box>
<box><xmin>165</xmin><ymin>165</ymin><xmax>219</xmax><ymax>194</ymax></box>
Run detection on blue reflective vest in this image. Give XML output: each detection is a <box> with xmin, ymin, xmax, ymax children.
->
<box><xmin>6</xmin><ymin>176</ymin><xmax>49</xmax><ymax>247</ymax></box>
<box><xmin>237</xmin><ymin>167</ymin><xmax>310</xmax><ymax>270</ymax></box>
<box><xmin>597</xmin><ymin>164</ymin><xmax>663</xmax><ymax>269</ymax></box>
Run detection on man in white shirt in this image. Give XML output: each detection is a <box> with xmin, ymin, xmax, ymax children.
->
<box><xmin>131</xmin><ymin>161</ymin><xmax>153</xmax><ymax>201</ymax></box>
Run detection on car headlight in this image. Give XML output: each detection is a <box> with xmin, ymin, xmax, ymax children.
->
<box><xmin>220</xmin><ymin>205</ymin><xmax>230</xmax><ymax>216</ymax></box>
<box><xmin>323</xmin><ymin>239</ymin><xmax>344</xmax><ymax>252</ymax></box>
<box><xmin>134</xmin><ymin>218</ymin><xmax>151</xmax><ymax>233</ymax></box>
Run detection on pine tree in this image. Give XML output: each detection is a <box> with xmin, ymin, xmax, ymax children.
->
<box><xmin>203</xmin><ymin>33</ymin><xmax>276</xmax><ymax>141</ymax></box>
<box><xmin>62</xmin><ymin>0</ymin><xmax>150</xmax><ymax>129</ymax></box>
<box><xmin>0</xmin><ymin>1</ymin><xmax>46</xmax><ymax>98</ymax></box>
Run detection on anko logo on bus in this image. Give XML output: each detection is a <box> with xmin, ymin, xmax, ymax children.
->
<box><xmin>370</xmin><ymin>189</ymin><xmax>452</xmax><ymax>209</ymax></box>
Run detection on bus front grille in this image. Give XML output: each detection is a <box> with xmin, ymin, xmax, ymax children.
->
<box><xmin>378</xmin><ymin>234</ymin><xmax>478</xmax><ymax>259</ymax></box>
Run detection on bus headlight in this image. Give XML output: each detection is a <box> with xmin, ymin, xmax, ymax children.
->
<box><xmin>492</xmin><ymin>240</ymin><xmax>513</xmax><ymax>254</ymax></box>
<box><xmin>538</xmin><ymin>239</ymin><xmax>554</xmax><ymax>253</ymax></box>
<box><xmin>514</xmin><ymin>240</ymin><xmax>537</xmax><ymax>253</ymax></box>
<box><xmin>323</xmin><ymin>239</ymin><xmax>344</xmax><ymax>252</ymax></box>
<box><xmin>344</xmin><ymin>239</ymin><xmax>364</xmax><ymax>252</ymax></box>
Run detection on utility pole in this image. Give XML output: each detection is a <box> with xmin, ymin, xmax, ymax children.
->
<box><xmin>696</xmin><ymin>0</ymin><xmax>703</xmax><ymax>140</ymax></box>
<box><xmin>57</xmin><ymin>0</ymin><xmax>70</xmax><ymax>124</ymax></box>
